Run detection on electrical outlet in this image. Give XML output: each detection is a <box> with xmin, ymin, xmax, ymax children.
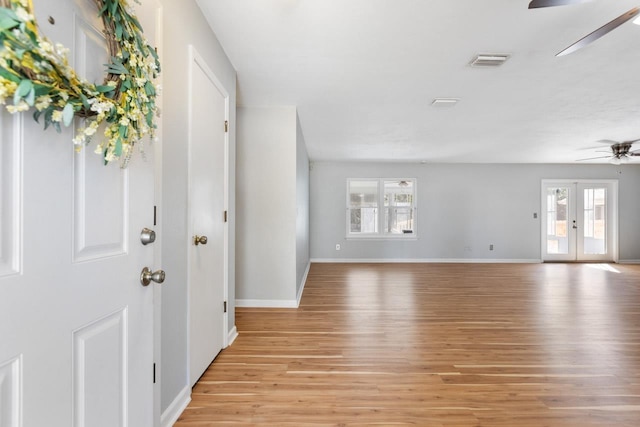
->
<box><xmin>533</xmin><ymin>212</ymin><xmax>538</xmax><ymax>219</ymax></box>
<box><xmin>335</xmin><ymin>244</ymin><xmax>341</xmax><ymax>251</ymax></box>
<box><xmin>489</xmin><ymin>244</ymin><xmax>494</xmax><ymax>251</ymax></box>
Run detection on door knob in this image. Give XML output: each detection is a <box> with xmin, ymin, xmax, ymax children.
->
<box><xmin>140</xmin><ymin>267</ymin><xmax>165</xmax><ymax>286</ymax></box>
<box><xmin>193</xmin><ymin>235</ymin><xmax>208</xmax><ymax>246</ymax></box>
<box><xmin>140</xmin><ymin>228</ymin><xmax>156</xmax><ymax>245</ymax></box>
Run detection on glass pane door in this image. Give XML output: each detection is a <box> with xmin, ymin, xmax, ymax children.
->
<box><xmin>542</xmin><ymin>181</ymin><xmax>616</xmax><ymax>262</ymax></box>
<box><xmin>577</xmin><ymin>185</ymin><xmax>608</xmax><ymax>259</ymax></box>
<box><xmin>543</xmin><ymin>185</ymin><xmax>576</xmax><ymax>261</ymax></box>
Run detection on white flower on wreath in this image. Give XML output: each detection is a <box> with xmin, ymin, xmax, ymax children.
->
<box><xmin>90</xmin><ymin>100</ymin><xmax>114</xmax><ymax>115</ymax></box>
<box><xmin>73</xmin><ymin>133</ymin><xmax>85</xmax><ymax>146</ymax></box>
<box><xmin>6</xmin><ymin>100</ymin><xmax>29</xmax><ymax>113</ymax></box>
<box><xmin>35</xmin><ymin>95</ymin><xmax>52</xmax><ymax>111</ymax></box>
<box><xmin>15</xmin><ymin>7</ymin><xmax>33</xmax><ymax>22</ymax></box>
<box><xmin>84</xmin><ymin>121</ymin><xmax>99</xmax><ymax>136</ymax></box>
<box><xmin>54</xmin><ymin>43</ymin><xmax>70</xmax><ymax>57</ymax></box>
<box><xmin>105</xmin><ymin>150</ymin><xmax>116</xmax><ymax>163</ymax></box>
<box><xmin>39</xmin><ymin>41</ymin><xmax>53</xmax><ymax>53</ymax></box>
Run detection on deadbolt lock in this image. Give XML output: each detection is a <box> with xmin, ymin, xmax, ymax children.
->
<box><xmin>140</xmin><ymin>228</ymin><xmax>156</xmax><ymax>245</ymax></box>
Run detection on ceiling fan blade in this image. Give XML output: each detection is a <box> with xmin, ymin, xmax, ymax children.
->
<box><xmin>529</xmin><ymin>0</ymin><xmax>591</xmax><ymax>9</ymax></box>
<box><xmin>596</xmin><ymin>139</ymin><xmax>620</xmax><ymax>144</ymax></box>
<box><xmin>576</xmin><ymin>155</ymin><xmax>612</xmax><ymax>161</ymax></box>
<box><xmin>556</xmin><ymin>7</ymin><xmax>640</xmax><ymax>56</ymax></box>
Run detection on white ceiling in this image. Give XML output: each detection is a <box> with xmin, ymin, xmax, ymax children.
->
<box><xmin>195</xmin><ymin>0</ymin><xmax>640</xmax><ymax>163</ymax></box>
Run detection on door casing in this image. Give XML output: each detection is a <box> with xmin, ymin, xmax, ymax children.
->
<box><xmin>541</xmin><ymin>179</ymin><xmax>618</xmax><ymax>262</ymax></box>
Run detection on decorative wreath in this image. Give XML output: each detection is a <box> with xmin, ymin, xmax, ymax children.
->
<box><xmin>0</xmin><ymin>0</ymin><xmax>160</xmax><ymax>166</ymax></box>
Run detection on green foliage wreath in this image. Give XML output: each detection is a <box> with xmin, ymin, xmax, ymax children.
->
<box><xmin>0</xmin><ymin>0</ymin><xmax>160</xmax><ymax>166</ymax></box>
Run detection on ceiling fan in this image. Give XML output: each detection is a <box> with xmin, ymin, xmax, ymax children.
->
<box><xmin>528</xmin><ymin>0</ymin><xmax>640</xmax><ymax>56</ymax></box>
<box><xmin>577</xmin><ymin>139</ymin><xmax>640</xmax><ymax>164</ymax></box>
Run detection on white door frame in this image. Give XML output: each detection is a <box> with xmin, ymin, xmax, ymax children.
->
<box><xmin>185</xmin><ymin>45</ymin><xmax>231</xmax><ymax>384</ymax></box>
<box><xmin>541</xmin><ymin>179</ymin><xmax>618</xmax><ymax>262</ymax></box>
<box><xmin>151</xmin><ymin>3</ymin><xmax>164</xmax><ymax>426</ymax></box>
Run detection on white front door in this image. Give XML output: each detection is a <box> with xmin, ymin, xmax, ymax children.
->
<box><xmin>0</xmin><ymin>1</ymin><xmax>160</xmax><ymax>426</ymax></box>
<box><xmin>541</xmin><ymin>180</ymin><xmax>618</xmax><ymax>262</ymax></box>
<box><xmin>187</xmin><ymin>47</ymin><xmax>228</xmax><ymax>386</ymax></box>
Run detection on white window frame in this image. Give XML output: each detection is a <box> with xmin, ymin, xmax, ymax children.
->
<box><xmin>346</xmin><ymin>178</ymin><xmax>417</xmax><ymax>240</ymax></box>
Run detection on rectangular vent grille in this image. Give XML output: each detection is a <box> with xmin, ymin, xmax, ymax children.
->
<box><xmin>431</xmin><ymin>98</ymin><xmax>459</xmax><ymax>107</ymax></box>
<box><xmin>470</xmin><ymin>54</ymin><xmax>510</xmax><ymax>67</ymax></box>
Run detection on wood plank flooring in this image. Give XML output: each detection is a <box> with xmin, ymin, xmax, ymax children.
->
<box><xmin>175</xmin><ymin>263</ymin><xmax>640</xmax><ymax>426</ymax></box>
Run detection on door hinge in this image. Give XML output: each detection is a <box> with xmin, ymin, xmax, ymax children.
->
<box><xmin>224</xmin><ymin>210</ymin><xmax>228</xmax><ymax>223</ymax></box>
<box><xmin>224</xmin><ymin>301</ymin><xmax>227</xmax><ymax>313</ymax></box>
<box><xmin>153</xmin><ymin>363</ymin><xmax>156</xmax><ymax>384</ymax></box>
<box><xmin>224</xmin><ymin>120</ymin><xmax>229</xmax><ymax>133</ymax></box>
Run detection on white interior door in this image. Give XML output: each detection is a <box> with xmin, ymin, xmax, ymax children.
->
<box><xmin>0</xmin><ymin>1</ymin><xmax>160</xmax><ymax>426</ymax></box>
<box><xmin>188</xmin><ymin>47</ymin><xmax>228</xmax><ymax>387</ymax></box>
<box><xmin>542</xmin><ymin>180</ymin><xmax>617</xmax><ymax>262</ymax></box>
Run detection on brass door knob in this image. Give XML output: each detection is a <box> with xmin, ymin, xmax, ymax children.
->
<box><xmin>193</xmin><ymin>235</ymin><xmax>208</xmax><ymax>246</ymax></box>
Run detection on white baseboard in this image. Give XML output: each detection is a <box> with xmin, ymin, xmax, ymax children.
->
<box><xmin>619</xmin><ymin>259</ymin><xmax>640</xmax><ymax>264</ymax></box>
<box><xmin>297</xmin><ymin>261</ymin><xmax>310</xmax><ymax>306</ymax></box>
<box><xmin>235</xmin><ymin>299</ymin><xmax>298</xmax><ymax>308</ymax></box>
<box><xmin>235</xmin><ymin>262</ymin><xmax>310</xmax><ymax>310</ymax></box>
<box><xmin>227</xmin><ymin>325</ymin><xmax>238</xmax><ymax>346</ymax></box>
<box><xmin>310</xmin><ymin>258</ymin><xmax>542</xmax><ymax>264</ymax></box>
<box><xmin>161</xmin><ymin>385</ymin><xmax>191</xmax><ymax>427</ymax></box>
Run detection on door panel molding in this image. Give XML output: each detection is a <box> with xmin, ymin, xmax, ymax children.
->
<box><xmin>72</xmin><ymin>308</ymin><xmax>128</xmax><ymax>427</ymax></box>
<box><xmin>0</xmin><ymin>113</ymin><xmax>22</xmax><ymax>278</ymax></box>
<box><xmin>73</xmin><ymin>150</ymin><xmax>129</xmax><ymax>262</ymax></box>
<box><xmin>0</xmin><ymin>355</ymin><xmax>22</xmax><ymax>427</ymax></box>
<box><xmin>71</xmin><ymin>6</ymin><xmax>128</xmax><ymax>263</ymax></box>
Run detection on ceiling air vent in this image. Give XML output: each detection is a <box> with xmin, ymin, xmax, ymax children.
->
<box><xmin>431</xmin><ymin>98</ymin><xmax>459</xmax><ymax>108</ymax></box>
<box><xmin>469</xmin><ymin>54</ymin><xmax>510</xmax><ymax>67</ymax></box>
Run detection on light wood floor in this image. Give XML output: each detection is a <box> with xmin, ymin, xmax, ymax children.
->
<box><xmin>176</xmin><ymin>263</ymin><xmax>640</xmax><ymax>426</ymax></box>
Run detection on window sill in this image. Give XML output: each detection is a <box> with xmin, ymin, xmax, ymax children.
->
<box><xmin>346</xmin><ymin>235</ymin><xmax>418</xmax><ymax>241</ymax></box>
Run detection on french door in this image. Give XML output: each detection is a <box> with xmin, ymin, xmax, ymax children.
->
<box><xmin>541</xmin><ymin>180</ymin><xmax>617</xmax><ymax>262</ymax></box>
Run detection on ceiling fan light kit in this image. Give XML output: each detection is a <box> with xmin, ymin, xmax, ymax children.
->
<box><xmin>609</xmin><ymin>156</ymin><xmax>628</xmax><ymax>165</ymax></box>
<box><xmin>577</xmin><ymin>140</ymin><xmax>640</xmax><ymax>163</ymax></box>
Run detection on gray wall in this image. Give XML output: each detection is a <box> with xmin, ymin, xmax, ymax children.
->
<box><xmin>237</xmin><ymin>107</ymin><xmax>297</xmax><ymax>303</ymax></box>
<box><xmin>160</xmin><ymin>0</ymin><xmax>236</xmax><ymax>414</ymax></box>
<box><xmin>311</xmin><ymin>162</ymin><xmax>640</xmax><ymax>262</ymax></box>
<box><xmin>296</xmin><ymin>114</ymin><xmax>310</xmax><ymax>296</ymax></box>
